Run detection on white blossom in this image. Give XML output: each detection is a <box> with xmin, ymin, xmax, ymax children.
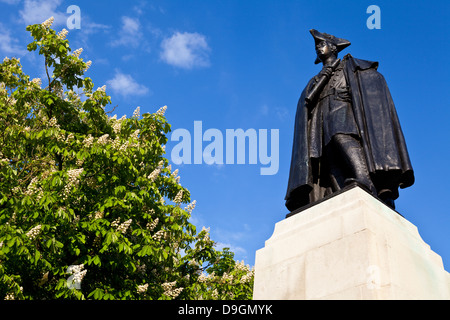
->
<box><xmin>94</xmin><ymin>211</ymin><xmax>103</xmax><ymax>219</ymax></box>
<box><xmin>112</xmin><ymin>121</ymin><xmax>121</xmax><ymax>134</ymax></box>
<box><xmin>146</xmin><ymin>218</ymin><xmax>159</xmax><ymax>232</ymax></box>
<box><xmin>4</xmin><ymin>293</ymin><xmax>15</xmax><ymax>300</ymax></box>
<box><xmin>111</xmin><ymin>217</ymin><xmax>131</xmax><ymax>233</ymax></box>
<box><xmin>97</xmin><ymin>134</ymin><xmax>109</xmax><ymax>145</ymax></box>
<box><xmin>184</xmin><ymin>200</ymin><xmax>196</xmax><ymax>214</ymax></box>
<box><xmin>96</xmin><ymin>85</ymin><xmax>106</xmax><ymax>92</ymax></box>
<box><xmin>48</xmin><ymin>117</ymin><xmax>59</xmax><ymax>128</ymax></box>
<box><xmin>188</xmin><ymin>259</ymin><xmax>198</xmax><ymax>267</ymax></box>
<box><xmin>66</xmin><ymin>133</ymin><xmax>74</xmax><ymax>142</ymax></box>
<box><xmin>111</xmin><ymin>218</ymin><xmax>121</xmax><ymax>228</ymax></box>
<box><xmin>66</xmin><ymin>264</ymin><xmax>87</xmax><ymax>289</ymax></box>
<box><xmin>57</xmin><ymin>28</ymin><xmax>68</xmax><ymax>40</ymax></box>
<box><xmin>199</xmin><ymin>226</ymin><xmax>211</xmax><ymax>243</ymax></box>
<box><xmin>111</xmin><ymin>137</ymin><xmax>128</xmax><ymax>151</ymax></box>
<box><xmin>222</xmin><ymin>272</ymin><xmax>233</xmax><ymax>282</ymax></box>
<box><xmin>136</xmin><ymin>263</ymin><xmax>147</xmax><ymax>274</ymax></box>
<box><xmin>67</xmin><ymin>168</ymin><xmax>83</xmax><ymax>182</ymax></box>
<box><xmin>24</xmin><ymin>177</ymin><xmax>38</xmax><ymax>195</ymax></box>
<box><xmin>117</xmin><ymin>219</ymin><xmax>132</xmax><ymax>234</ymax></box>
<box><xmin>72</xmin><ymin>48</ymin><xmax>83</xmax><ymax>58</ymax></box>
<box><xmin>8</xmin><ymin>96</ymin><xmax>17</xmax><ymax>106</ymax></box>
<box><xmin>235</xmin><ymin>260</ymin><xmax>251</xmax><ymax>272</ymax></box>
<box><xmin>67</xmin><ymin>264</ymin><xmax>85</xmax><ymax>276</ymax></box>
<box><xmin>132</xmin><ymin>106</ymin><xmax>140</xmax><ymax>118</ymax></box>
<box><xmin>31</xmin><ymin>78</ymin><xmax>41</xmax><ymax>88</ymax></box>
<box><xmin>152</xmin><ymin>229</ymin><xmax>165</xmax><ymax>241</ymax></box>
<box><xmin>84</xmin><ymin>134</ymin><xmax>94</xmax><ymax>148</ymax></box>
<box><xmin>147</xmin><ymin>160</ymin><xmax>164</xmax><ymax>182</ymax></box>
<box><xmin>137</xmin><ymin>283</ymin><xmax>148</xmax><ymax>294</ymax></box>
<box><xmin>240</xmin><ymin>270</ymin><xmax>254</xmax><ymax>284</ymax></box>
<box><xmin>4</xmin><ymin>286</ymin><xmax>23</xmax><ymax>300</ymax></box>
<box><xmin>26</xmin><ymin>224</ymin><xmax>42</xmax><ymax>240</ymax></box>
<box><xmin>198</xmin><ymin>273</ymin><xmax>208</xmax><ymax>283</ymax></box>
<box><xmin>56</xmin><ymin>207</ymin><xmax>65</xmax><ymax>218</ymax></box>
<box><xmin>162</xmin><ymin>281</ymin><xmax>183</xmax><ymax>298</ymax></box>
<box><xmin>155</xmin><ymin>105</ymin><xmax>167</xmax><ymax>116</ymax></box>
<box><xmin>147</xmin><ymin>167</ymin><xmax>161</xmax><ymax>182</ymax></box>
<box><xmin>173</xmin><ymin>190</ymin><xmax>183</xmax><ymax>204</ymax></box>
<box><xmin>24</xmin><ymin>176</ymin><xmax>44</xmax><ymax>201</ymax></box>
<box><xmin>41</xmin><ymin>17</ymin><xmax>54</xmax><ymax>28</ymax></box>
<box><xmin>62</xmin><ymin>168</ymin><xmax>83</xmax><ymax>199</ymax></box>
<box><xmin>131</xmin><ymin>129</ymin><xmax>140</xmax><ymax>139</ymax></box>
<box><xmin>84</xmin><ymin>60</ymin><xmax>92</xmax><ymax>72</ymax></box>
<box><xmin>74</xmin><ymin>269</ymin><xmax>85</xmax><ymax>286</ymax></box>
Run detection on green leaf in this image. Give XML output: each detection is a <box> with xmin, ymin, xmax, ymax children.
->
<box><xmin>137</xmin><ymin>245</ymin><xmax>152</xmax><ymax>257</ymax></box>
<box><xmin>88</xmin><ymin>288</ymin><xmax>104</xmax><ymax>300</ymax></box>
<box><xmin>93</xmin><ymin>255</ymin><xmax>101</xmax><ymax>266</ymax></box>
<box><xmin>34</xmin><ymin>250</ymin><xmax>41</xmax><ymax>264</ymax></box>
<box><xmin>7</xmin><ymin>237</ymin><xmax>16</xmax><ymax>247</ymax></box>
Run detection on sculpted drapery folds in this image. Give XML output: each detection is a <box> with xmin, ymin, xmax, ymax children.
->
<box><xmin>285</xmin><ymin>29</ymin><xmax>414</xmax><ymax>213</ymax></box>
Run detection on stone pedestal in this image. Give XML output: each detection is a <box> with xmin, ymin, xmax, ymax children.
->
<box><xmin>253</xmin><ymin>186</ymin><xmax>450</xmax><ymax>299</ymax></box>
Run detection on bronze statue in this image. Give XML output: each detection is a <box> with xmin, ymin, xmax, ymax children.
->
<box><xmin>285</xmin><ymin>29</ymin><xmax>414</xmax><ymax>213</ymax></box>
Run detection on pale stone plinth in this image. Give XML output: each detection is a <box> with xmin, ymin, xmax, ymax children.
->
<box><xmin>253</xmin><ymin>186</ymin><xmax>450</xmax><ymax>300</ymax></box>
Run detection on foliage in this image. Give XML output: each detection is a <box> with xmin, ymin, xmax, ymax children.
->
<box><xmin>0</xmin><ymin>18</ymin><xmax>253</xmax><ymax>300</ymax></box>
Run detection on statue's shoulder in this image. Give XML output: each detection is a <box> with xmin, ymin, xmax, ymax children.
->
<box><xmin>343</xmin><ymin>53</ymin><xmax>379</xmax><ymax>71</ymax></box>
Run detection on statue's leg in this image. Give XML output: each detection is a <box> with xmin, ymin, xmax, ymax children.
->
<box><xmin>332</xmin><ymin>134</ymin><xmax>376</xmax><ymax>196</ymax></box>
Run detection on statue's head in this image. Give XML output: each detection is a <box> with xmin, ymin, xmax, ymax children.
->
<box><xmin>315</xmin><ymin>40</ymin><xmax>337</xmax><ymax>63</ymax></box>
<box><xmin>310</xmin><ymin>29</ymin><xmax>351</xmax><ymax>64</ymax></box>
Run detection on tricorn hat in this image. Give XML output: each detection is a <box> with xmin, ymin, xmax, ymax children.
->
<box><xmin>310</xmin><ymin>29</ymin><xmax>351</xmax><ymax>64</ymax></box>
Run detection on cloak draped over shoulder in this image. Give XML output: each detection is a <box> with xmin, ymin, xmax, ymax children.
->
<box><xmin>285</xmin><ymin>54</ymin><xmax>414</xmax><ymax>211</ymax></box>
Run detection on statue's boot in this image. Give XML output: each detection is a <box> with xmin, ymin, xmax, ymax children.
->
<box><xmin>333</xmin><ymin>134</ymin><xmax>377</xmax><ymax>197</ymax></box>
<box><xmin>378</xmin><ymin>189</ymin><xmax>396</xmax><ymax>209</ymax></box>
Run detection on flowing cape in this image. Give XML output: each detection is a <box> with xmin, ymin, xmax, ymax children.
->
<box><xmin>285</xmin><ymin>54</ymin><xmax>414</xmax><ymax>210</ymax></box>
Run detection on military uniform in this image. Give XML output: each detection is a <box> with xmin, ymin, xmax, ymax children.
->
<box><xmin>309</xmin><ymin>60</ymin><xmax>359</xmax><ymax>159</ymax></box>
<box><xmin>285</xmin><ymin>30</ymin><xmax>414</xmax><ymax>213</ymax></box>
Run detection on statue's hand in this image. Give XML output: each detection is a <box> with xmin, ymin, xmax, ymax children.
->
<box><xmin>317</xmin><ymin>66</ymin><xmax>334</xmax><ymax>79</ymax></box>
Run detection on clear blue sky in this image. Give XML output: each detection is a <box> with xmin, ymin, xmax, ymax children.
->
<box><xmin>1</xmin><ymin>0</ymin><xmax>449</xmax><ymax>269</ymax></box>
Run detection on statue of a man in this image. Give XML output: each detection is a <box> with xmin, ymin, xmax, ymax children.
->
<box><xmin>285</xmin><ymin>29</ymin><xmax>414</xmax><ymax>212</ymax></box>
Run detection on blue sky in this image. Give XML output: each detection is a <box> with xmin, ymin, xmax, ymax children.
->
<box><xmin>1</xmin><ymin>0</ymin><xmax>449</xmax><ymax>269</ymax></box>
